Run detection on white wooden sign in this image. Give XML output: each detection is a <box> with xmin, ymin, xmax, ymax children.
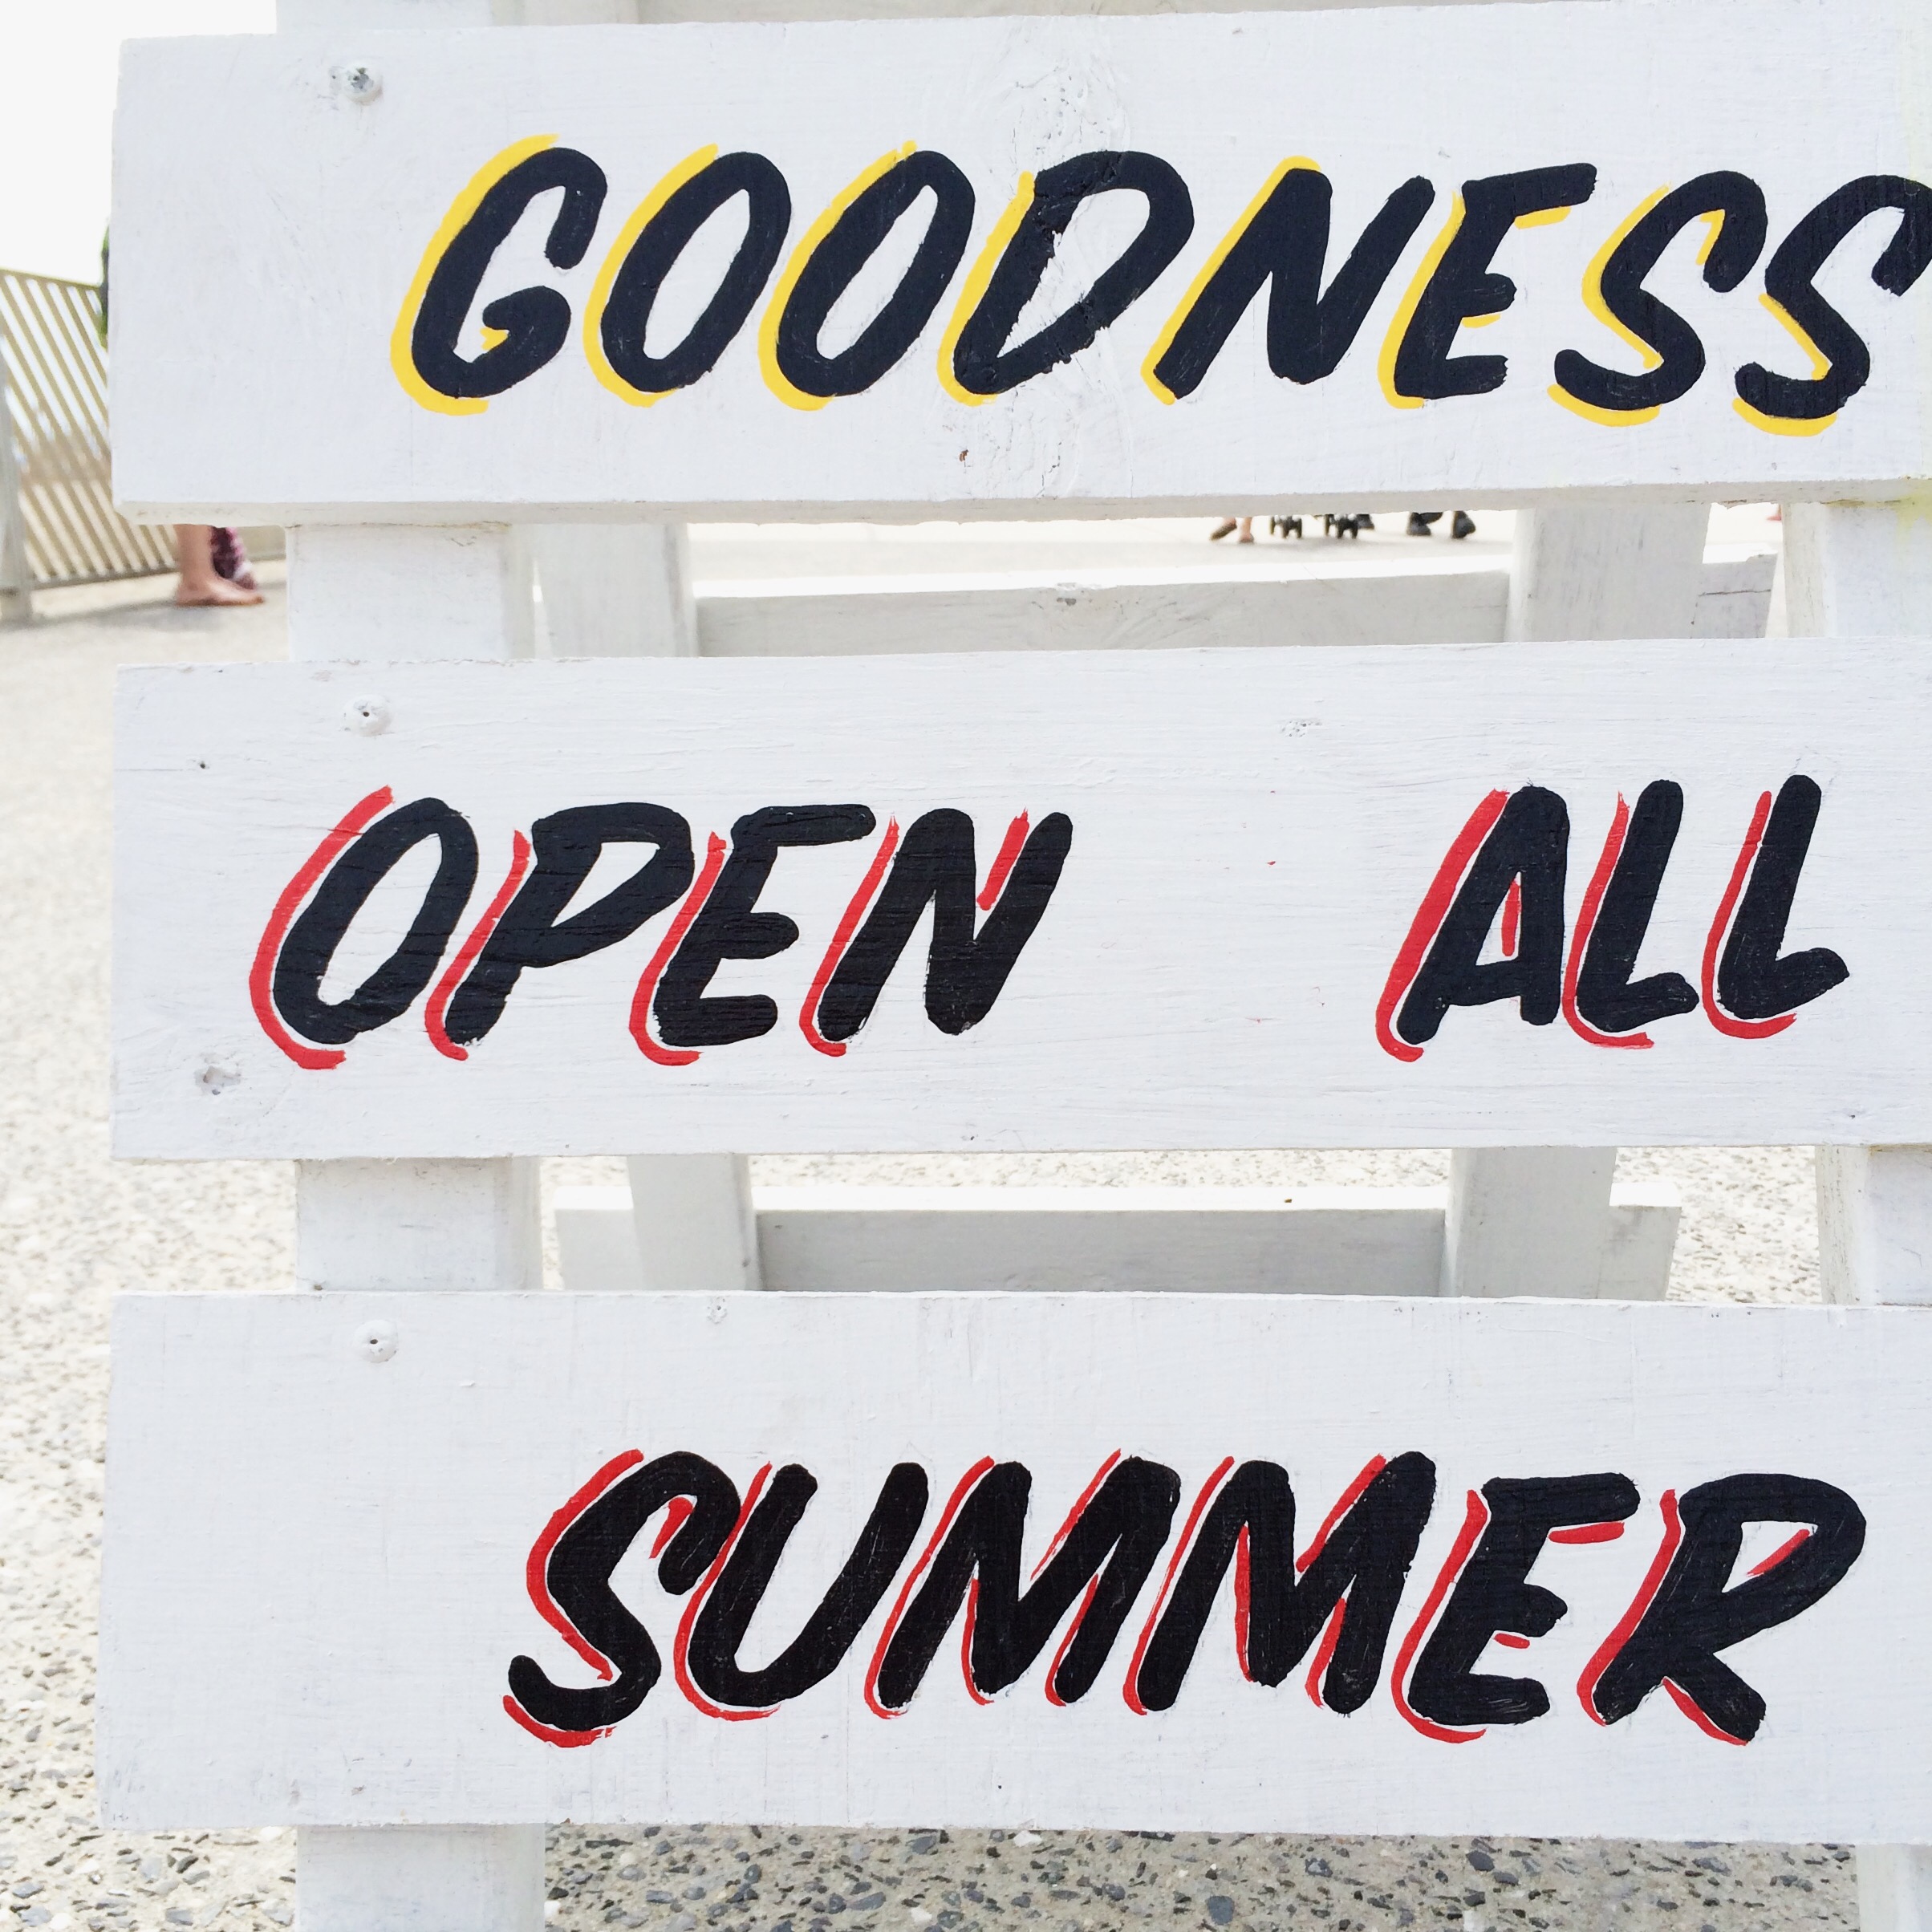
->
<box><xmin>114</xmin><ymin>641</ymin><xmax>1932</xmax><ymax>1157</ymax></box>
<box><xmin>110</xmin><ymin>0</ymin><xmax>1932</xmax><ymax>521</ymax></box>
<box><xmin>98</xmin><ymin>1291</ymin><xmax>1930</xmax><ymax>1840</ymax></box>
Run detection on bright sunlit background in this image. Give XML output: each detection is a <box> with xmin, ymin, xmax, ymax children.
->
<box><xmin>0</xmin><ymin>0</ymin><xmax>276</xmax><ymax>284</ymax></box>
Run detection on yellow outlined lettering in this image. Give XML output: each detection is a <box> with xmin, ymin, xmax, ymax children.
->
<box><xmin>1376</xmin><ymin>196</ymin><xmax>1463</xmax><ymax>411</ymax></box>
<box><xmin>937</xmin><ymin>173</ymin><xmax>1037</xmax><ymax>408</ymax></box>
<box><xmin>390</xmin><ymin>134</ymin><xmax>558</xmax><ymax>418</ymax></box>
<box><xmin>581</xmin><ymin>145</ymin><xmax>722</xmax><ymax>407</ymax></box>
<box><xmin>1733</xmin><ymin>293</ymin><xmax>1838</xmax><ymax>436</ymax></box>
<box><xmin>1547</xmin><ymin>185</ymin><xmax>1670</xmax><ymax>429</ymax></box>
<box><xmin>1139</xmin><ymin>157</ymin><xmax>1321</xmax><ymax>406</ymax></box>
<box><xmin>758</xmin><ymin>144</ymin><xmax>916</xmax><ymax>413</ymax></box>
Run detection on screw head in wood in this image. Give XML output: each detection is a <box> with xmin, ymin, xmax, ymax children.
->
<box><xmin>351</xmin><ymin>1319</ymin><xmax>400</xmax><ymax>1364</ymax></box>
<box><xmin>333</xmin><ymin>63</ymin><xmax>381</xmax><ymax>104</ymax></box>
<box><xmin>344</xmin><ymin>694</ymin><xmax>390</xmax><ymax>735</ymax></box>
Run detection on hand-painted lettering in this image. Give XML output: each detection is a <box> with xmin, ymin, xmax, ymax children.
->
<box><xmin>506</xmin><ymin>1452</ymin><xmax>1865</xmax><ymax>1748</ymax></box>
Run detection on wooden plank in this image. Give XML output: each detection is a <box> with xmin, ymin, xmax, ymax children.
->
<box><xmin>553</xmin><ymin>1182</ymin><xmax>1679</xmax><ymax>1297</ymax></box>
<box><xmin>110</xmin><ymin>1</ymin><xmax>1932</xmax><ymax>522</ymax></box>
<box><xmin>691</xmin><ymin>554</ymin><xmax>1773</xmax><ymax>657</ymax></box>
<box><xmin>96</xmin><ymin>1290</ymin><xmax>1932</xmax><ymax>1837</ymax></box>
<box><xmin>112</xmin><ymin>639</ymin><xmax>1932</xmax><ymax>1156</ymax></box>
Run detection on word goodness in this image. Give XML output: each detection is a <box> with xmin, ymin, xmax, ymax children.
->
<box><xmin>395</xmin><ymin>140</ymin><xmax>1932</xmax><ymax>436</ymax></box>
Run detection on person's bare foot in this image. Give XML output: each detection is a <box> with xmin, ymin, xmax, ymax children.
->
<box><xmin>174</xmin><ymin>575</ymin><xmax>263</xmax><ymax>607</ymax></box>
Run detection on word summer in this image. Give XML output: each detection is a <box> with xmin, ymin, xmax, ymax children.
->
<box><xmin>1378</xmin><ymin>777</ymin><xmax>1848</xmax><ymax>1061</ymax></box>
<box><xmin>393</xmin><ymin>138</ymin><xmax>1932</xmax><ymax>435</ymax></box>
<box><xmin>250</xmin><ymin>788</ymin><xmax>1071</xmax><ymax>1071</ymax></box>
<box><xmin>505</xmin><ymin>1449</ymin><xmax>1864</xmax><ymax>1747</ymax></box>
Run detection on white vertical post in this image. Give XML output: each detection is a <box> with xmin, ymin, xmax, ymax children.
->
<box><xmin>1443</xmin><ymin>502</ymin><xmax>1709</xmax><ymax>1298</ymax></box>
<box><xmin>0</xmin><ymin>341</ymin><xmax>31</xmax><ymax>626</ymax></box>
<box><xmin>286</xmin><ymin>524</ymin><xmax>544</xmax><ymax>1932</ymax></box>
<box><xmin>1786</xmin><ymin>495</ymin><xmax>1932</xmax><ymax>1928</ymax></box>
<box><xmin>530</xmin><ymin>522</ymin><xmax>695</xmax><ymax>657</ymax></box>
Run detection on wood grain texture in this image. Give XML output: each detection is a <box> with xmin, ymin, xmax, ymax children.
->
<box><xmin>110</xmin><ymin>1</ymin><xmax>1932</xmax><ymax>521</ymax></box>
<box><xmin>552</xmin><ymin>1181</ymin><xmax>1680</xmax><ymax>1297</ymax></box>
<box><xmin>112</xmin><ymin>642</ymin><xmax>1932</xmax><ymax>1156</ymax></box>
<box><xmin>691</xmin><ymin>554</ymin><xmax>1775</xmax><ymax>657</ymax></box>
<box><xmin>96</xmin><ymin>1291</ymin><xmax>1932</xmax><ymax>1837</ymax></box>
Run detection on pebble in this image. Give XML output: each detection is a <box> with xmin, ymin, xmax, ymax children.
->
<box><xmin>0</xmin><ymin>573</ymin><xmax>1854</xmax><ymax>1932</ymax></box>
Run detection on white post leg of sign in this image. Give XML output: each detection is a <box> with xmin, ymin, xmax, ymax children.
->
<box><xmin>1788</xmin><ymin>497</ymin><xmax>1932</xmax><ymax>1927</ymax></box>
<box><xmin>1440</xmin><ymin>1147</ymin><xmax>1619</xmax><ymax>1299</ymax></box>
<box><xmin>1444</xmin><ymin>503</ymin><xmax>1709</xmax><ymax>1300</ymax></box>
<box><xmin>530</xmin><ymin>523</ymin><xmax>696</xmax><ymax>658</ymax></box>
<box><xmin>298</xmin><ymin>1828</ymin><xmax>544</xmax><ymax>1932</ymax></box>
<box><xmin>286</xmin><ymin>522</ymin><xmax>542</xmax><ymax>1932</ymax></box>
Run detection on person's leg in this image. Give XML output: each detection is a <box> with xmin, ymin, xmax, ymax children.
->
<box><xmin>174</xmin><ymin>524</ymin><xmax>263</xmax><ymax>605</ymax></box>
<box><xmin>1236</xmin><ymin>517</ymin><xmax>1253</xmax><ymax>542</ymax></box>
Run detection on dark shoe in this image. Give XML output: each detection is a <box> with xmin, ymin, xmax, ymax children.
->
<box><xmin>1451</xmin><ymin>510</ymin><xmax>1476</xmax><ymax>539</ymax></box>
<box><xmin>1210</xmin><ymin>518</ymin><xmax>1238</xmax><ymax>541</ymax></box>
<box><xmin>1407</xmin><ymin>512</ymin><xmax>1441</xmax><ymax>536</ymax></box>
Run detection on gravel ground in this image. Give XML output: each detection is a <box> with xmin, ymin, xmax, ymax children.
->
<box><xmin>0</xmin><ymin>570</ymin><xmax>1851</xmax><ymax>1932</ymax></box>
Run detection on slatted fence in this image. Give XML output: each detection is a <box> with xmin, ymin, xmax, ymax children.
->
<box><xmin>0</xmin><ymin>267</ymin><xmax>174</xmax><ymax>619</ymax></box>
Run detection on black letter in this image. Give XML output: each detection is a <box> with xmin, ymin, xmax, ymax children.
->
<box><xmin>411</xmin><ymin>146</ymin><xmax>607</xmax><ymax>402</ymax></box>
<box><xmin>598</xmin><ymin>153</ymin><xmax>790</xmax><ymax>398</ymax></box>
<box><xmin>274</xmin><ymin>798</ymin><xmax>477</xmax><ymax>1045</ymax></box>
<box><xmin>1553</xmin><ymin>172</ymin><xmax>1768</xmax><ymax>416</ymax></box>
<box><xmin>444</xmin><ymin>804</ymin><xmax>694</xmax><ymax>1045</ymax></box>
<box><xmin>1132</xmin><ymin>1454</ymin><xmax>1437</xmax><ymax>1715</ymax></box>
<box><xmin>951</xmin><ymin>152</ymin><xmax>1194</xmax><ymax>396</ymax></box>
<box><xmin>1408</xmin><ymin>1474</ymin><xmax>1638</xmax><ymax>1728</ymax></box>
<box><xmin>657</xmin><ymin>805</ymin><xmax>875</xmax><ymax>1048</ymax></box>
<box><xmin>1574</xmin><ymin>781</ymin><xmax>1700</xmax><ymax>1037</ymax></box>
<box><xmin>1714</xmin><ymin>776</ymin><xmax>1849</xmax><ymax>1025</ymax></box>
<box><xmin>1736</xmin><ymin>177</ymin><xmax>1932</xmax><ymax>426</ymax></box>
<box><xmin>685</xmin><ymin>1463</ymin><xmax>929</xmax><ymax>1709</ymax></box>
<box><xmin>1151</xmin><ymin>168</ymin><xmax>1435</xmax><ymax>400</ymax></box>
<box><xmin>1397</xmin><ymin>786</ymin><xmax>1569</xmax><ymax>1047</ymax></box>
<box><xmin>506</xmin><ymin>1452</ymin><xmax>740</xmax><ymax>1736</ymax></box>
<box><xmin>775</xmin><ymin>152</ymin><xmax>975</xmax><ymax>400</ymax></box>
<box><xmin>873</xmin><ymin>1458</ymin><xmax>1181</xmax><ymax>1709</ymax></box>
<box><xmin>815</xmin><ymin>809</ymin><xmax>1072</xmax><ymax>1041</ymax></box>
<box><xmin>1392</xmin><ymin>164</ymin><xmax>1597</xmax><ymax>401</ymax></box>
<box><xmin>1587</xmin><ymin>1475</ymin><xmax>1865</xmax><ymax>1743</ymax></box>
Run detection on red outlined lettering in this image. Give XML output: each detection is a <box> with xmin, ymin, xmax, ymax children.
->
<box><xmin>799</xmin><ymin>818</ymin><xmax>901</xmax><ymax>1057</ymax></box>
<box><xmin>1577</xmin><ymin>1488</ymin><xmax>1682</xmax><ymax>1723</ymax></box>
<box><xmin>977</xmin><ymin>811</ymin><xmax>1031</xmax><ymax>912</ymax></box>
<box><xmin>1747</xmin><ymin>1527</ymin><xmax>1812</xmax><ymax>1577</ymax></box>
<box><xmin>1376</xmin><ymin>790</ymin><xmax>1510</xmax><ymax>1062</ymax></box>
<box><xmin>866</xmin><ymin>1456</ymin><xmax>997</xmax><ymax>1719</ymax></box>
<box><xmin>674</xmin><ymin>1463</ymin><xmax>777</xmax><ymax>1721</ymax></box>
<box><xmin>1390</xmin><ymin>1488</ymin><xmax>1491</xmax><ymax>1743</ymax></box>
<box><xmin>247</xmin><ymin>786</ymin><xmax>396</xmax><ymax>1071</ymax></box>
<box><xmin>525</xmin><ymin>1447</ymin><xmax>647</xmax><ymax>1681</ymax></box>
<box><xmin>1702</xmin><ymin>792</ymin><xmax>1793</xmax><ymax>1040</ymax></box>
<box><xmin>1122</xmin><ymin>1456</ymin><xmax>1237</xmax><ymax>1715</ymax></box>
<box><xmin>1549</xmin><ymin>1520</ymin><xmax>1626</xmax><ymax>1545</ymax></box>
<box><xmin>1033</xmin><ymin>1452</ymin><xmax>1123</xmax><ymax>1707</ymax></box>
<box><xmin>1294</xmin><ymin>1454</ymin><xmax>1388</xmax><ymax>1705</ymax></box>
<box><xmin>629</xmin><ymin>831</ymin><xmax>727</xmax><ymax>1066</ymax></box>
<box><xmin>1564</xmin><ymin>794</ymin><xmax>1654</xmax><ymax>1049</ymax></box>
<box><xmin>425</xmin><ymin>830</ymin><xmax>531</xmax><ymax>1061</ymax></box>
